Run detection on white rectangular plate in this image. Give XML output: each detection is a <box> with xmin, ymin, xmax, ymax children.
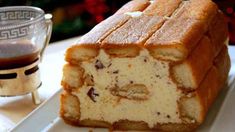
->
<box><xmin>11</xmin><ymin>47</ymin><xmax>235</xmax><ymax>132</ymax></box>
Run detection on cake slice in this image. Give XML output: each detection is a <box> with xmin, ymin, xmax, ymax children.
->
<box><xmin>60</xmin><ymin>0</ymin><xmax>230</xmax><ymax>131</ymax></box>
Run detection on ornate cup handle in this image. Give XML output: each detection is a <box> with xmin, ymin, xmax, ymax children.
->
<box><xmin>32</xmin><ymin>14</ymin><xmax>52</xmax><ymax>104</ymax></box>
<box><xmin>40</xmin><ymin>13</ymin><xmax>53</xmax><ymax>61</ymax></box>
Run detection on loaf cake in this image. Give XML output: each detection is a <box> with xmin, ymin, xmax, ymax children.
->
<box><xmin>60</xmin><ymin>0</ymin><xmax>231</xmax><ymax>131</ymax></box>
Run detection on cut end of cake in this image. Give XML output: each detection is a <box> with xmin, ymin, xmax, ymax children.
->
<box><xmin>62</xmin><ymin>49</ymin><xmax>185</xmax><ymax>128</ymax></box>
<box><xmin>61</xmin><ymin>46</ymin><xmax>230</xmax><ymax>131</ymax></box>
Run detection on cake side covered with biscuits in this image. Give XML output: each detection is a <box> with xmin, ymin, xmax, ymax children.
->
<box><xmin>60</xmin><ymin>0</ymin><xmax>230</xmax><ymax>131</ymax></box>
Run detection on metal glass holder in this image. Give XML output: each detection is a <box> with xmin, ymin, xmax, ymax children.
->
<box><xmin>0</xmin><ymin>59</ymin><xmax>41</xmax><ymax>104</ymax></box>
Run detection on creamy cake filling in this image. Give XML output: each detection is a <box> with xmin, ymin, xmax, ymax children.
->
<box><xmin>72</xmin><ymin>49</ymin><xmax>182</xmax><ymax>128</ymax></box>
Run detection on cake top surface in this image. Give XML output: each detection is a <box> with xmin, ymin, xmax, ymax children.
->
<box><xmin>66</xmin><ymin>0</ymin><xmax>227</xmax><ymax>61</ymax></box>
<box><xmin>77</xmin><ymin>0</ymin><xmax>218</xmax><ymax>46</ymax></box>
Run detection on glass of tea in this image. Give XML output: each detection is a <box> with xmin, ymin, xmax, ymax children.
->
<box><xmin>0</xmin><ymin>6</ymin><xmax>52</xmax><ymax>103</ymax></box>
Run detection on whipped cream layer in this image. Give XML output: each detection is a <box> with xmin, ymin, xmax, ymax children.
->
<box><xmin>72</xmin><ymin>49</ymin><xmax>182</xmax><ymax>128</ymax></box>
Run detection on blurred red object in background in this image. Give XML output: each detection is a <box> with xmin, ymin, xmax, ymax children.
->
<box><xmin>228</xmin><ymin>16</ymin><xmax>235</xmax><ymax>45</ymax></box>
<box><xmin>214</xmin><ymin>0</ymin><xmax>235</xmax><ymax>45</ymax></box>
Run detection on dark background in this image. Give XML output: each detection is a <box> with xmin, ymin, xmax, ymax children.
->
<box><xmin>1</xmin><ymin>0</ymin><xmax>234</xmax><ymax>45</ymax></box>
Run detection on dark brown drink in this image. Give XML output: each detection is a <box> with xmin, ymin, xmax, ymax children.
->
<box><xmin>0</xmin><ymin>43</ymin><xmax>39</xmax><ymax>70</ymax></box>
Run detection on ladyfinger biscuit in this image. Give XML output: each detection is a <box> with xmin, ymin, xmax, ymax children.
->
<box><xmin>146</xmin><ymin>17</ymin><xmax>206</xmax><ymax>61</ymax></box>
<box><xmin>174</xmin><ymin>0</ymin><xmax>217</xmax><ymax>22</ymax></box>
<box><xmin>208</xmin><ymin>11</ymin><xmax>229</xmax><ymax>56</ymax></box>
<box><xmin>61</xmin><ymin>64</ymin><xmax>84</xmax><ymax>92</ymax></box>
<box><xmin>145</xmin><ymin>0</ymin><xmax>218</xmax><ymax>61</ymax></box>
<box><xmin>67</xmin><ymin>0</ymin><xmax>151</xmax><ymax>63</ymax></box>
<box><xmin>171</xmin><ymin>36</ymin><xmax>214</xmax><ymax>89</ymax></box>
<box><xmin>180</xmin><ymin>46</ymin><xmax>230</xmax><ymax>123</ymax></box>
<box><xmin>144</xmin><ymin>0</ymin><xmax>182</xmax><ymax>16</ymax></box>
<box><xmin>101</xmin><ymin>15</ymin><xmax>164</xmax><ymax>57</ymax></box>
<box><xmin>102</xmin><ymin>0</ymin><xmax>183</xmax><ymax>57</ymax></box>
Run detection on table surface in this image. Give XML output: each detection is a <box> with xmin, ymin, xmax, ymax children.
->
<box><xmin>0</xmin><ymin>37</ymin><xmax>234</xmax><ymax>131</ymax></box>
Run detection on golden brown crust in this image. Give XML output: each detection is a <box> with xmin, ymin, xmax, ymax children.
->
<box><xmin>213</xmin><ymin>46</ymin><xmax>231</xmax><ymax>86</ymax></box>
<box><xmin>180</xmin><ymin>46</ymin><xmax>231</xmax><ymax>123</ymax></box>
<box><xmin>103</xmin><ymin>46</ymin><xmax>141</xmax><ymax>58</ymax></box>
<box><xmin>65</xmin><ymin>44</ymin><xmax>100</xmax><ymax>63</ymax></box>
<box><xmin>61</xmin><ymin>64</ymin><xmax>84</xmax><ymax>91</ymax></box>
<box><xmin>197</xmin><ymin>46</ymin><xmax>230</xmax><ymax>118</ymax></box>
<box><xmin>156</xmin><ymin>123</ymin><xmax>198</xmax><ymax>132</ymax></box>
<box><xmin>174</xmin><ymin>0</ymin><xmax>218</xmax><ymax>22</ymax></box>
<box><xmin>61</xmin><ymin>116</ymin><xmax>198</xmax><ymax>132</ymax></box>
<box><xmin>197</xmin><ymin>67</ymin><xmax>220</xmax><ymax>122</ymax></box>
<box><xmin>208</xmin><ymin>11</ymin><xmax>229</xmax><ymax>57</ymax></box>
<box><xmin>76</xmin><ymin>0</ymin><xmax>151</xmax><ymax>46</ymax></box>
<box><xmin>102</xmin><ymin>0</ymin><xmax>183</xmax><ymax>48</ymax></box>
<box><xmin>66</xmin><ymin>0</ymin><xmax>153</xmax><ymax>61</ymax></box>
<box><xmin>67</xmin><ymin>0</ymin><xmax>221</xmax><ymax>62</ymax></box>
<box><xmin>60</xmin><ymin>92</ymin><xmax>81</xmax><ymax>123</ymax></box>
<box><xmin>115</xmin><ymin>0</ymin><xmax>150</xmax><ymax>15</ymax></box>
<box><xmin>100</xmin><ymin>15</ymin><xmax>160</xmax><ymax>56</ymax></box>
<box><xmin>144</xmin><ymin>0</ymin><xmax>182</xmax><ymax>16</ymax></box>
<box><xmin>62</xmin><ymin>118</ymin><xmax>112</xmax><ymax>128</ymax></box>
<box><xmin>145</xmin><ymin>17</ymin><xmax>207</xmax><ymax>61</ymax></box>
<box><xmin>145</xmin><ymin>0</ymin><xmax>218</xmax><ymax>61</ymax></box>
<box><xmin>76</xmin><ymin>14</ymin><xmax>130</xmax><ymax>45</ymax></box>
<box><xmin>171</xmin><ymin>36</ymin><xmax>214</xmax><ymax>89</ymax></box>
<box><xmin>61</xmin><ymin>81</ymin><xmax>73</xmax><ymax>93</ymax></box>
<box><xmin>101</xmin><ymin>15</ymin><xmax>165</xmax><ymax>46</ymax></box>
<box><xmin>169</xmin><ymin>10</ymin><xmax>228</xmax><ymax>88</ymax></box>
<box><xmin>101</xmin><ymin>0</ymin><xmax>186</xmax><ymax>57</ymax></box>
